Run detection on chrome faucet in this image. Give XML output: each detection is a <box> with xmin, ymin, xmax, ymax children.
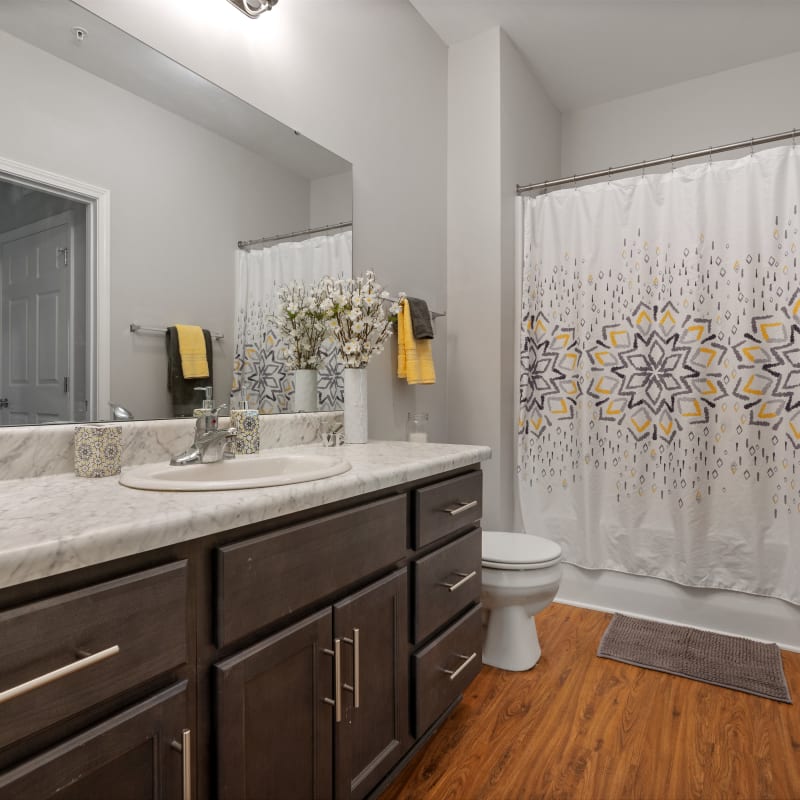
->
<box><xmin>170</xmin><ymin>390</ymin><xmax>237</xmax><ymax>466</ymax></box>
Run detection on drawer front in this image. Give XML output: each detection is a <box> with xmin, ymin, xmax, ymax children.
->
<box><xmin>414</xmin><ymin>471</ymin><xmax>482</xmax><ymax>549</ymax></box>
<box><xmin>217</xmin><ymin>494</ymin><xmax>407</xmax><ymax>647</ymax></box>
<box><xmin>0</xmin><ymin>561</ymin><xmax>188</xmax><ymax>750</ymax></box>
<box><xmin>413</xmin><ymin>527</ymin><xmax>481</xmax><ymax>643</ymax></box>
<box><xmin>413</xmin><ymin>604</ymin><xmax>482</xmax><ymax>736</ymax></box>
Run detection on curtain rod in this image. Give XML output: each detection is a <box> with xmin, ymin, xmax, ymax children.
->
<box><xmin>517</xmin><ymin>127</ymin><xmax>799</xmax><ymax>194</ymax></box>
<box><xmin>238</xmin><ymin>220</ymin><xmax>352</xmax><ymax>250</ymax></box>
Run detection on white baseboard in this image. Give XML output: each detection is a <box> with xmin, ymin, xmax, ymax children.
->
<box><xmin>555</xmin><ymin>563</ymin><xmax>800</xmax><ymax>652</ymax></box>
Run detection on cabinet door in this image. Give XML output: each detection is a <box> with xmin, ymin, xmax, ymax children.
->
<box><xmin>0</xmin><ymin>681</ymin><xmax>189</xmax><ymax>800</ymax></box>
<box><xmin>334</xmin><ymin>568</ymin><xmax>409</xmax><ymax>800</ymax></box>
<box><xmin>215</xmin><ymin>608</ymin><xmax>335</xmax><ymax>800</ymax></box>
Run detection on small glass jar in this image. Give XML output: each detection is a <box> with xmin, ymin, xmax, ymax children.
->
<box><xmin>406</xmin><ymin>412</ymin><xmax>429</xmax><ymax>443</ymax></box>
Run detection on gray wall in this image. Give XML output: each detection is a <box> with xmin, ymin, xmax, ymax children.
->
<box><xmin>562</xmin><ymin>50</ymin><xmax>800</xmax><ymax>177</ymax></box>
<box><xmin>0</xmin><ymin>30</ymin><xmax>312</xmax><ymax>419</ymax></box>
<box><xmin>447</xmin><ymin>28</ymin><xmax>560</xmax><ymax>528</ymax></box>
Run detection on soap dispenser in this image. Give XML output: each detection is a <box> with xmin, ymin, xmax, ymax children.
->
<box><xmin>193</xmin><ymin>386</ymin><xmax>214</xmax><ymax>419</ymax></box>
<box><xmin>230</xmin><ymin>398</ymin><xmax>260</xmax><ymax>454</ymax></box>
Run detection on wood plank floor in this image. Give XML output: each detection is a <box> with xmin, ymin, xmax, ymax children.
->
<box><xmin>382</xmin><ymin>603</ymin><xmax>800</xmax><ymax>800</ymax></box>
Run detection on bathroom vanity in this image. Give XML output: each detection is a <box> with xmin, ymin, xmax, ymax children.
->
<box><xmin>0</xmin><ymin>440</ymin><xmax>489</xmax><ymax>800</ymax></box>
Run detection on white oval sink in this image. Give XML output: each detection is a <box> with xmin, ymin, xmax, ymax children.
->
<box><xmin>120</xmin><ymin>453</ymin><xmax>351</xmax><ymax>491</ymax></box>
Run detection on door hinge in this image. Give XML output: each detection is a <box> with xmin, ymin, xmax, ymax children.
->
<box><xmin>57</xmin><ymin>247</ymin><xmax>69</xmax><ymax>267</ymax></box>
<box><xmin>63</xmin><ymin>376</ymin><xmax>69</xmax><ymax>394</ymax></box>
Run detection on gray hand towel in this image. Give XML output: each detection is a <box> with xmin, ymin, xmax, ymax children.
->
<box><xmin>406</xmin><ymin>297</ymin><xmax>434</xmax><ymax>339</ymax></box>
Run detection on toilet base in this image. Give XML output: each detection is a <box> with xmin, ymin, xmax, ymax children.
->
<box><xmin>482</xmin><ymin>605</ymin><xmax>542</xmax><ymax>671</ymax></box>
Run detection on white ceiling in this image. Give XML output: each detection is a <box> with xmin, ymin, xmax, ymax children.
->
<box><xmin>409</xmin><ymin>0</ymin><xmax>800</xmax><ymax>112</ymax></box>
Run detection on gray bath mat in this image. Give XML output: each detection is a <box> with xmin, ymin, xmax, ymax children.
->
<box><xmin>598</xmin><ymin>614</ymin><xmax>792</xmax><ymax>703</ymax></box>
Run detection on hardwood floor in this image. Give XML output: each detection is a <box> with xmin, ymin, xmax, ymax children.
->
<box><xmin>382</xmin><ymin>603</ymin><xmax>800</xmax><ymax>800</ymax></box>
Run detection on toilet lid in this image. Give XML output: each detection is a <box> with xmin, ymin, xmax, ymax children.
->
<box><xmin>482</xmin><ymin>531</ymin><xmax>562</xmax><ymax>569</ymax></box>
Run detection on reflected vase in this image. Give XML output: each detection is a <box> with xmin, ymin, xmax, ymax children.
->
<box><xmin>292</xmin><ymin>369</ymin><xmax>318</xmax><ymax>413</ymax></box>
<box><xmin>343</xmin><ymin>367</ymin><xmax>368</xmax><ymax>444</ymax></box>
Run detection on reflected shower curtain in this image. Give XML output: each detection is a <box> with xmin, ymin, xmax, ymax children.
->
<box><xmin>518</xmin><ymin>146</ymin><xmax>799</xmax><ymax>604</ymax></box>
<box><xmin>232</xmin><ymin>230</ymin><xmax>351</xmax><ymax>413</ymax></box>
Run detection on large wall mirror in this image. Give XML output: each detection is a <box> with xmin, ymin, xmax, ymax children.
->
<box><xmin>0</xmin><ymin>0</ymin><xmax>353</xmax><ymax>426</ymax></box>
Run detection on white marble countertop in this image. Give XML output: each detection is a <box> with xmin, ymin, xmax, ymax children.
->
<box><xmin>0</xmin><ymin>441</ymin><xmax>491</xmax><ymax>590</ymax></box>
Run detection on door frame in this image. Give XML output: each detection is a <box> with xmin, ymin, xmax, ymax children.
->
<box><xmin>0</xmin><ymin>155</ymin><xmax>110</xmax><ymax>421</ymax></box>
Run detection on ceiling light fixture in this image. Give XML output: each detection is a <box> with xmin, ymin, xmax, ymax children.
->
<box><xmin>226</xmin><ymin>0</ymin><xmax>279</xmax><ymax>18</ymax></box>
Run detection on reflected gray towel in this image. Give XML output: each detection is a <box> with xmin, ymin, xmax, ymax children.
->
<box><xmin>406</xmin><ymin>297</ymin><xmax>434</xmax><ymax>339</ymax></box>
<box><xmin>166</xmin><ymin>327</ymin><xmax>214</xmax><ymax>417</ymax></box>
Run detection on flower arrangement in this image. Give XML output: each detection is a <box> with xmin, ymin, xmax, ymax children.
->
<box><xmin>275</xmin><ymin>280</ymin><xmax>329</xmax><ymax>370</ymax></box>
<box><xmin>319</xmin><ymin>271</ymin><xmax>403</xmax><ymax>368</ymax></box>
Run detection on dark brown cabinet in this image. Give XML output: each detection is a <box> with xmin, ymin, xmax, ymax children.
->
<box><xmin>0</xmin><ymin>464</ymin><xmax>484</xmax><ymax>800</ymax></box>
<box><xmin>215</xmin><ymin>569</ymin><xmax>408</xmax><ymax>800</ymax></box>
<box><xmin>0</xmin><ymin>681</ymin><xmax>190</xmax><ymax>800</ymax></box>
<box><xmin>333</xmin><ymin>569</ymin><xmax>408</xmax><ymax>800</ymax></box>
<box><xmin>215</xmin><ymin>609</ymin><xmax>335</xmax><ymax>800</ymax></box>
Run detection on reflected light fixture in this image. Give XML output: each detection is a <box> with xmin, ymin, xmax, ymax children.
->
<box><xmin>226</xmin><ymin>0</ymin><xmax>279</xmax><ymax>17</ymax></box>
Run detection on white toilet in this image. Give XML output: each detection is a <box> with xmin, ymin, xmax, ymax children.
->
<box><xmin>481</xmin><ymin>531</ymin><xmax>562</xmax><ymax>671</ymax></box>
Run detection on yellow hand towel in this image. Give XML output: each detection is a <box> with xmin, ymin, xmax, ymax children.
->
<box><xmin>397</xmin><ymin>299</ymin><xmax>436</xmax><ymax>385</ymax></box>
<box><xmin>175</xmin><ymin>324</ymin><xmax>209</xmax><ymax>379</ymax></box>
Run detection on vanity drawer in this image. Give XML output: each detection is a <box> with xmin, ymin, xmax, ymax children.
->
<box><xmin>413</xmin><ymin>527</ymin><xmax>481</xmax><ymax>643</ymax></box>
<box><xmin>414</xmin><ymin>470</ymin><xmax>482</xmax><ymax>549</ymax></box>
<box><xmin>216</xmin><ymin>494</ymin><xmax>407</xmax><ymax>647</ymax></box>
<box><xmin>0</xmin><ymin>561</ymin><xmax>188</xmax><ymax>750</ymax></box>
<box><xmin>413</xmin><ymin>604</ymin><xmax>482</xmax><ymax>736</ymax></box>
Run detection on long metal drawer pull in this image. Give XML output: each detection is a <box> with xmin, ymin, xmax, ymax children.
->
<box><xmin>441</xmin><ymin>651</ymin><xmax>477</xmax><ymax>681</ymax></box>
<box><xmin>440</xmin><ymin>570</ymin><xmax>477</xmax><ymax>592</ymax></box>
<box><xmin>443</xmin><ymin>499</ymin><xmax>478</xmax><ymax>516</ymax></box>
<box><xmin>342</xmin><ymin>628</ymin><xmax>360</xmax><ymax>709</ymax></box>
<box><xmin>170</xmin><ymin>729</ymin><xmax>192</xmax><ymax>800</ymax></box>
<box><xmin>322</xmin><ymin>639</ymin><xmax>342</xmax><ymax>723</ymax></box>
<box><xmin>0</xmin><ymin>644</ymin><xmax>120</xmax><ymax>705</ymax></box>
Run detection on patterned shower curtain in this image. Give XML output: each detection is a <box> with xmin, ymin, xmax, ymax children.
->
<box><xmin>231</xmin><ymin>230</ymin><xmax>351</xmax><ymax>413</ymax></box>
<box><xmin>518</xmin><ymin>146</ymin><xmax>799</xmax><ymax>604</ymax></box>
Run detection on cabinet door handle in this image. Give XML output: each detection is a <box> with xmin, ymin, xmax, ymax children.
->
<box><xmin>440</xmin><ymin>570</ymin><xmax>477</xmax><ymax>592</ymax></box>
<box><xmin>443</xmin><ymin>499</ymin><xmax>478</xmax><ymax>516</ymax></box>
<box><xmin>0</xmin><ymin>644</ymin><xmax>120</xmax><ymax>705</ymax></box>
<box><xmin>342</xmin><ymin>628</ymin><xmax>360</xmax><ymax>709</ymax></box>
<box><xmin>322</xmin><ymin>639</ymin><xmax>342</xmax><ymax>723</ymax></box>
<box><xmin>170</xmin><ymin>729</ymin><xmax>192</xmax><ymax>800</ymax></box>
<box><xmin>441</xmin><ymin>651</ymin><xmax>477</xmax><ymax>681</ymax></box>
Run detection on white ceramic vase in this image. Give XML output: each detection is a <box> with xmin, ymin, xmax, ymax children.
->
<box><xmin>292</xmin><ymin>369</ymin><xmax>318</xmax><ymax>413</ymax></box>
<box><xmin>343</xmin><ymin>367</ymin><xmax>368</xmax><ymax>444</ymax></box>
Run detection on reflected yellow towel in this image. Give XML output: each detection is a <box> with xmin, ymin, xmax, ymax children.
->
<box><xmin>175</xmin><ymin>324</ymin><xmax>209</xmax><ymax>379</ymax></box>
<box><xmin>397</xmin><ymin>299</ymin><xmax>435</xmax><ymax>385</ymax></box>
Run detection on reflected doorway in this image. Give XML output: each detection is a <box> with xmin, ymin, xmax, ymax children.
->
<box><xmin>0</xmin><ymin>178</ymin><xmax>88</xmax><ymax>425</ymax></box>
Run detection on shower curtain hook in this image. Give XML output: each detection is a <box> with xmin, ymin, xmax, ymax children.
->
<box><xmin>670</xmin><ymin>155</ymin><xmax>675</xmax><ymax>173</ymax></box>
<box><xmin>750</xmin><ymin>137</ymin><xmax>755</xmax><ymax>157</ymax></box>
<box><xmin>573</xmin><ymin>174</ymin><xmax>577</xmax><ymax>191</ymax></box>
<box><xmin>607</xmin><ymin>167</ymin><xmax>612</xmax><ymax>184</ymax></box>
<box><xmin>641</xmin><ymin>160</ymin><xmax>646</xmax><ymax>180</ymax></box>
<box><xmin>708</xmin><ymin>145</ymin><xmax>713</xmax><ymax>165</ymax></box>
<box><xmin>543</xmin><ymin>179</ymin><xmax>548</xmax><ymax>195</ymax></box>
<box><xmin>793</xmin><ymin>129</ymin><xmax>797</xmax><ymax>148</ymax></box>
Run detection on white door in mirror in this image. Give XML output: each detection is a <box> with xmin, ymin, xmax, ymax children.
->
<box><xmin>119</xmin><ymin>454</ymin><xmax>351</xmax><ymax>491</ymax></box>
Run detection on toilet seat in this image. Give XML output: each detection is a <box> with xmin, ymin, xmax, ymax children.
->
<box><xmin>482</xmin><ymin>531</ymin><xmax>562</xmax><ymax>570</ymax></box>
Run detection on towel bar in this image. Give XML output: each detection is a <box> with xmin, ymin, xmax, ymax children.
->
<box><xmin>130</xmin><ymin>323</ymin><xmax>225</xmax><ymax>341</ymax></box>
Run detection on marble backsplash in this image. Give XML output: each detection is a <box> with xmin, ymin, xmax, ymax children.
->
<box><xmin>0</xmin><ymin>412</ymin><xmax>343</xmax><ymax>481</ymax></box>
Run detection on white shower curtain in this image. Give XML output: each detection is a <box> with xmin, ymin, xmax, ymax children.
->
<box><xmin>519</xmin><ymin>146</ymin><xmax>800</xmax><ymax>604</ymax></box>
<box><xmin>232</xmin><ymin>230</ymin><xmax>352</xmax><ymax>413</ymax></box>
